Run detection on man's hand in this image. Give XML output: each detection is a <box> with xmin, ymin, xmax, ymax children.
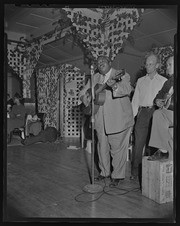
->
<box><xmin>107</xmin><ymin>72</ymin><xmax>130</xmax><ymax>88</ymax></box>
<box><xmin>121</xmin><ymin>72</ymin><xmax>130</xmax><ymax>82</ymax></box>
<box><xmin>111</xmin><ymin>72</ymin><xmax>131</xmax><ymax>92</ymax></box>
<box><xmin>155</xmin><ymin>99</ymin><xmax>165</xmax><ymax>108</ymax></box>
<box><xmin>106</xmin><ymin>79</ymin><xmax>116</xmax><ymax>87</ymax></box>
<box><xmin>81</xmin><ymin>93</ymin><xmax>91</xmax><ymax>107</ymax></box>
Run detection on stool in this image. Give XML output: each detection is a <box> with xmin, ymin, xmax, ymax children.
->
<box><xmin>142</xmin><ymin>156</ymin><xmax>173</xmax><ymax>204</ymax></box>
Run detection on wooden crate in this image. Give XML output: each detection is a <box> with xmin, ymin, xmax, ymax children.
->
<box><xmin>142</xmin><ymin>156</ymin><xmax>173</xmax><ymax>204</ymax></box>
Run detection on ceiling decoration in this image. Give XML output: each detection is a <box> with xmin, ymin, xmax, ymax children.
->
<box><xmin>62</xmin><ymin>8</ymin><xmax>144</xmax><ymax>63</ymax></box>
<box><xmin>5</xmin><ymin>6</ymin><xmax>177</xmax><ymax>67</ymax></box>
<box><xmin>5</xmin><ymin>5</ymin><xmax>177</xmax><ymax>98</ymax></box>
<box><xmin>7</xmin><ymin>7</ymin><xmax>145</xmax><ymax>98</ymax></box>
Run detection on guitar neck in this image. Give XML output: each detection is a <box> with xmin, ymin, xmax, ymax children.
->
<box><xmin>95</xmin><ymin>83</ymin><xmax>108</xmax><ymax>95</ymax></box>
<box><xmin>165</xmin><ymin>91</ymin><xmax>173</xmax><ymax>102</ymax></box>
<box><xmin>163</xmin><ymin>91</ymin><xmax>173</xmax><ymax>108</ymax></box>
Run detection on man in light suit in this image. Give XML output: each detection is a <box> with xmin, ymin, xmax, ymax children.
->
<box><xmin>79</xmin><ymin>55</ymin><xmax>134</xmax><ymax>187</ymax></box>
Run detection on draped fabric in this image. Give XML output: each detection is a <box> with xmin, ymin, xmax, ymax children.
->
<box><xmin>36</xmin><ymin>64</ymin><xmax>84</xmax><ymax>134</ymax></box>
<box><xmin>37</xmin><ymin>66</ymin><xmax>59</xmax><ymax>128</ymax></box>
<box><xmin>22</xmin><ymin>42</ymin><xmax>43</xmax><ymax>98</ymax></box>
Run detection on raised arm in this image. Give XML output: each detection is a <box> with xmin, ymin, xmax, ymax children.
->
<box><xmin>78</xmin><ymin>79</ymin><xmax>91</xmax><ymax>107</ymax></box>
<box><xmin>111</xmin><ymin>72</ymin><xmax>132</xmax><ymax>98</ymax></box>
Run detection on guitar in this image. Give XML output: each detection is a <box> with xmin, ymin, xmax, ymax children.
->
<box><xmin>156</xmin><ymin>88</ymin><xmax>173</xmax><ymax>109</ymax></box>
<box><xmin>162</xmin><ymin>91</ymin><xmax>173</xmax><ymax>109</ymax></box>
<box><xmin>82</xmin><ymin>69</ymin><xmax>126</xmax><ymax>115</ymax></box>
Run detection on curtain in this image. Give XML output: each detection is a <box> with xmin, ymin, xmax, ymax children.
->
<box><xmin>36</xmin><ymin>64</ymin><xmax>85</xmax><ymax>136</ymax></box>
<box><xmin>37</xmin><ymin>66</ymin><xmax>59</xmax><ymax>128</ymax></box>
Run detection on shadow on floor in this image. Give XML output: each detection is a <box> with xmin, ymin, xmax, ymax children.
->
<box><xmin>4</xmin><ymin>204</ymin><xmax>26</xmax><ymax>222</ymax></box>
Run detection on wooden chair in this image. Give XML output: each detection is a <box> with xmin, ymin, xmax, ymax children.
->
<box><xmin>12</xmin><ymin>114</ymin><xmax>28</xmax><ymax>139</ymax></box>
<box><xmin>12</xmin><ymin>113</ymin><xmax>45</xmax><ymax>139</ymax></box>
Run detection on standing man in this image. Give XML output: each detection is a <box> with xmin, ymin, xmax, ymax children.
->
<box><xmin>79</xmin><ymin>55</ymin><xmax>134</xmax><ymax>187</ymax></box>
<box><xmin>131</xmin><ymin>52</ymin><xmax>167</xmax><ymax>180</ymax></box>
<box><xmin>148</xmin><ymin>56</ymin><xmax>174</xmax><ymax>161</ymax></box>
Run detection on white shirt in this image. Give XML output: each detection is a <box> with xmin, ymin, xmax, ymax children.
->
<box><xmin>132</xmin><ymin>73</ymin><xmax>167</xmax><ymax>117</ymax></box>
<box><xmin>169</xmin><ymin>86</ymin><xmax>173</xmax><ymax>95</ymax></box>
<box><xmin>103</xmin><ymin>68</ymin><xmax>112</xmax><ymax>84</ymax></box>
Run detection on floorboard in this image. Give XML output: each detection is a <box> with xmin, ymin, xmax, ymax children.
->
<box><xmin>4</xmin><ymin>137</ymin><xmax>174</xmax><ymax>222</ymax></box>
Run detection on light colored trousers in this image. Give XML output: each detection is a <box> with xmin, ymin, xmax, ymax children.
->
<box><xmin>149</xmin><ymin>108</ymin><xmax>173</xmax><ymax>160</ymax></box>
<box><xmin>95</xmin><ymin>121</ymin><xmax>132</xmax><ymax>179</ymax></box>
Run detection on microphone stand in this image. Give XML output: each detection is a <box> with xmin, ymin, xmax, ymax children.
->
<box><xmin>83</xmin><ymin>65</ymin><xmax>103</xmax><ymax>193</ymax></box>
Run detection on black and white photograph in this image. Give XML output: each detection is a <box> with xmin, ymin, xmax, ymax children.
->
<box><xmin>3</xmin><ymin>3</ymin><xmax>177</xmax><ymax>222</ymax></box>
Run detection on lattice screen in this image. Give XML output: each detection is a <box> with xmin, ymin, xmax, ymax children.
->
<box><xmin>63</xmin><ymin>69</ymin><xmax>85</xmax><ymax>137</ymax></box>
<box><xmin>7</xmin><ymin>42</ymin><xmax>26</xmax><ymax>77</ymax></box>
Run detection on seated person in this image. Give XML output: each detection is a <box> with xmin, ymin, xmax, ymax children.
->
<box><xmin>26</xmin><ymin>114</ymin><xmax>42</xmax><ymax>136</ymax></box>
<box><xmin>7</xmin><ymin>92</ymin><xmax>26</xmax><ymax>143</ymax></box>
<box><xmin>148</xmin><ymin>56</ymin><xmax>174</xmax><ymax>161</ymax></box>
<box><xmin>7</xmin><ymin>93</ymin><xmax>14</xmax><ymax>113</ymax></box>
<box><xmin>21</xmin><ymin>126</ymin><xmax>58</xmax><ymax>146</ymax></box>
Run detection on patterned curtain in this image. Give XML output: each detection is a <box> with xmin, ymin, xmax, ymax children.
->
<box><xmin>36</xmin><ymin>66</ymin><xmax>59</xmax><ymax>128</ymax></box>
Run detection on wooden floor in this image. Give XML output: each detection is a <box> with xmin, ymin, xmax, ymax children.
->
<box><xmin>4</xmin><ymin>136</ymin><xmax>174</xmax><ymax>222</ymax></box>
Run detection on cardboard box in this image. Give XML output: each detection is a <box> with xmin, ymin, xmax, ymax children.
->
<box><xmin>142</xmin><ymin>156</ymin><xmax>173</xmax><ymax>204</ymax></box>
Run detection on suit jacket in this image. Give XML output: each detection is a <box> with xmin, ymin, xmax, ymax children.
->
<box><xmin>79</xmin><ymin>68</ymin><xmax>134</xmax><ymax>134</ymax></box>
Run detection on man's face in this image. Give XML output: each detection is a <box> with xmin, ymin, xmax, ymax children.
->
<box><xmin>97</xmin><ymin>57</ymin><xmax>111</xmax><ymax>75</ymax></box>
<box><xmin>14</xmin><ymin>97</ymin><xmax>18</xmax><ymax>104</ymax></box>
<box><xmin>145</xmin><ymin>55</ymin><xmax>159</xmax><ymax>75</ymax></box>
<box><xmin>166</xmin><ymin>56</ymin><xmax>174</xmax><ymax>76</ymax></box>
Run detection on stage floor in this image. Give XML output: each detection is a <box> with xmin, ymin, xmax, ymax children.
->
<box><xmin>5</xmin><ymin>137</ymin><xmax>174</xmax><ymax>222</ymax></box>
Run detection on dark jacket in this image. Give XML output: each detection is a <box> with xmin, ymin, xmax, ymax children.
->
<box><xmin>154</xmin><ymin>76</ymin><xmax>174</xmax><ymax>110</ymax></box>
<box><xmin>7</xmin><ymin>98</ymin><xmax>14</xmax><ymax>107</ymax></box>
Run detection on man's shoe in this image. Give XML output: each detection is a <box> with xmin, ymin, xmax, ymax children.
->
<box><xmin>21</xmin><ymin>139</ymin><xmax>26</xmax><ymax>145</ymax></box>
<box><xmin>130</xmin><ymin>175</ymin><xmax>138</xmax><ymax>181</ymax></box>
<box><xmin>160</xmin><ymin>151</ymin><xmax>169</xmax><ymax>159</ymax></box>
<box><xmin>94</xmin><ymin>175</ymin><xmax>110</xmax><ymax>181</ymax></box>
<box><xmin>148</xmin><ymin>149</ymin><xmax>169</xmax><ymax>161</ymax></box>
<box><xmin>109</xmin><ymin>178</ymin><xmax>124</xmax><ymax>187</ymax></box>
